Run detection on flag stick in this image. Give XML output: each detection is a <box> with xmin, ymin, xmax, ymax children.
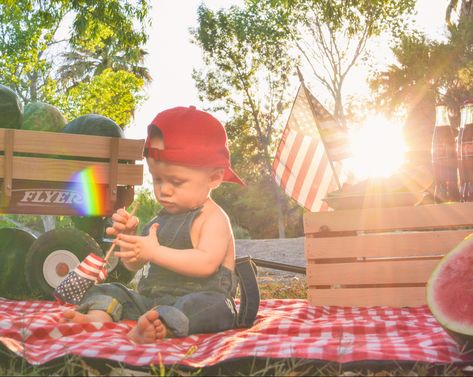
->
<box><xmin>296</xmin><ymin>67</ymin><xmax>342</xmax><ymax>190</ymax></box>
<box><xmin>104</xmin><ymin>202</ymin><xmax>139</xmax><ymax>261</ymax></box>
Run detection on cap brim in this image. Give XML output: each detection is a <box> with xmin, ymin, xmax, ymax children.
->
<box><xmin>224</xmin><ymin>167</ymin><xmax>245</xmax><ymax>186</ymax></box>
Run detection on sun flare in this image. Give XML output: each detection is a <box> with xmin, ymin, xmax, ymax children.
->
<box><xmin>345</xmin><ymin>115</ymin><xmax>406</xmax><ymax>180</ymax></box>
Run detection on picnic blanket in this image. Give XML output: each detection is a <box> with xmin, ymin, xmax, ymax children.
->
<box><xmin>0</xmin><ymin>297</ymin><xmax>472</xmax><ymax>367</ymax></box>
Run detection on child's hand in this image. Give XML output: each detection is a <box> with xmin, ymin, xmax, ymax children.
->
<box><xmin>113</xmin><ymin>223</ymin><xmax>159</xmax><ymax>265</ymax></box>
<box><xmin>106</xmin><ymin>207</ymin><xmax>139</xmax><ymax>237</ymax></box>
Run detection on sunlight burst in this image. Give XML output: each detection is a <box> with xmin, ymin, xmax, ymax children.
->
<box><xmin>345</xmin><ymin>115</ymin><xmax>406</xmax><ymax>180</ymax></box>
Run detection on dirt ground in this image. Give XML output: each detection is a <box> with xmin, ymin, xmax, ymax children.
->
<box><xmin>235</xmin><ymin>237</ymin><xmax>306</xmax><ymax>284</ymax></box>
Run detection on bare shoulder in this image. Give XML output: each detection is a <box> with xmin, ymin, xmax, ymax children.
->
<box><xmin>190</xmin><ymin>200</ymin><xmax>232</xmax><ymax>242</ymax></box>
<box><xmin>199</xmin><ymin>199</ymin><xmax>231</xmax><ymax>228</ymax></box>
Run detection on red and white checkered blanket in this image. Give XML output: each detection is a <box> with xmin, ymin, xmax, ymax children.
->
<box><xmin>0</xmin><ymin>298</ymin><xmax>471</xmax><ymax>367</ymax></box>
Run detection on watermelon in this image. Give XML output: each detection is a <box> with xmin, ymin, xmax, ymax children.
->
<box><xmin>427</xmin><ymin>234</ymin><xmax>473</xmax><ymax>352</ymax></box>
<box><xmin>63</xmin><ymin>114</ymin><xmax>124</xmax><ymax>138</ymax></box>
<box><xmin>22</xmin><ymin>101</ymin><xmax>67</xmax><ymax>132</ymax></box>
<box><xmin>0</xmin><ymin>84</ymin><xmax>23</xmax><ymax>129</ymax></box>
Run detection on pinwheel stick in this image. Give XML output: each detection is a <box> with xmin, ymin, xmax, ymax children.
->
<box><xmin>104</xmin><ymin>202</ymin><xmax>139</xmax><ymax>261</ymax></box>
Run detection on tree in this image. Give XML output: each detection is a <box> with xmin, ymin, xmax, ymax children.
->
<box><xmin>0</xmin><ymin>0</ymin><xmax>150</xmax><ymax>121</ymax></box>
<box><xmin>0</xmin><ymin>0</ymin><xmax>151</xmax><ymax>233</ymax></box>
<box><xmin>133</xmin><ymin>188</ymin><xmax>161</xmax><ymax>234</ymax></box>
<box><xmin>369</xmin><ymin>8</ymin><xmax>473</xmax><ymax>172</ymax></box>
<box><xmin>254</xmin><ymin>0</ymin><xmax>415</xmax><ymax>125</ymax></box>
<box><xmin>446</xmin><ymin>0</ymin><xmax>473</xmax><ymax>26</ymax></box>
<box><xmin>44</xmin><ymin>68</ymin><xmax>145</xmax><ymax>127</ymax></box>
<box><xmin>193</xmin><ymin>4</ymin><xmax>302</xmax><ymax>238</ymax></box>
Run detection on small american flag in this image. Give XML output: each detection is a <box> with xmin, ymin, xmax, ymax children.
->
<box><xmin>272</xmin><ymin>84</ymin><xmax>350</xmax><ymax>212</ymax></box>
<box><xmin>54</xmin><ymin>253</ymin><xmax>108</xmax><ymax>305</ymax></box>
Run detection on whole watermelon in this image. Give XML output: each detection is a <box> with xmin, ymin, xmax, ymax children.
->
<box><xmin>427</xmin><ymin>234</ymin><xmax>473</xmax><ymax>352</ymax></box>
<box><xmin>0</xmin><ymin>84</ymin><xmax>23</xmax><ymax>129</ymax></box>
<box><xmin>22</xmin><ymin>101</ymin><xmax>67</xmax><ymax>132</ymax></box>
<box><xmin>63</xmin><ymin>114</ymin><xmax>124</xmax><ymax>138</ymax></box>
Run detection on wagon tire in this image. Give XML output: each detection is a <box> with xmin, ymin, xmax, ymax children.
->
<box><xmin>25</xmin><ymin>228</ymin><xmax>103</xmax><ymax>299</ymax></box>
<box><xmin>0</xmin><ymin>228</ymin><xmax>37</xmax><ymax>298</ymax></box>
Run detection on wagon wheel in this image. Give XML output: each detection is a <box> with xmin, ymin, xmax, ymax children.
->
<box><xmin>0</xmin><ymin>228</ymin><xmax>37</xmax><ymax>298</ymax></box>
<box><xmin>25</xmin><ymin>228</ymin><xmax>102</xmax><ymax>299</ymax></box>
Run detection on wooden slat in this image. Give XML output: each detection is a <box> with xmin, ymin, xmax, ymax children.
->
<box><xmin>0</xmin><ymin>129</ymin><xmax>144</xmax><ymax>160</ymax></box>
<box><xmin>308</xmin><ymin>286</ymin><xmax>427</xmax><ymax>307</ymax></box>
<box><xmin>108</xmin><ymin>137</ymin><xmax>119</xmax><ymax>207</ymax></box>
<box><xmin>304</xmin><ymin>202</ymin><xmax>473</xmax><ymax>234</ymax></box>
<box><xmin>305</xmin><ymin>229</ymin><xmax>472</xmax><ymax>259</ymax></box>
<box><xmin>0</xmin><ymin>156</ymin><xmax>143</xmax><ymax>185</ymax></box>
<box><xmin>3</xmin><ymin>130</ymin><xmax>14</xmax><ymax>200</ymax></box>
<box><xmin>307</xmin><ymin>259</ymin><xmax>440</xmax><ymax>285</ymax></box>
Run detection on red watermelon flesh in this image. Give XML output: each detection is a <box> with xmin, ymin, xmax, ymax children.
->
<box><xmin>427</xmin><ymin>235</ymin><xmax>473</xmax><ymax>351</ymax></box>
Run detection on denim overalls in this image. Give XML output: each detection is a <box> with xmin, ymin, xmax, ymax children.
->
<box><xmin>78</xmin><ymin>207</ymin><xmax>239</xmax><ymax>337</ymax></box>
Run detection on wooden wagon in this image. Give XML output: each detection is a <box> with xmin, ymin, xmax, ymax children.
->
<box><xmin>0</xmin><ymin>128</ymin><xmax>144</xmax><ymax>298</ymax></box>
<box><xmin>304</xmin><ymin>201</ymin><xmax>473</xmax><ymax>307</ymax></box>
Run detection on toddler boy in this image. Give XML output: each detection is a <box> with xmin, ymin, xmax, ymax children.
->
<box><xmin>62</xmin><ymin>106</ymin><xmax>244</xmax><ymax>343</ymax></box>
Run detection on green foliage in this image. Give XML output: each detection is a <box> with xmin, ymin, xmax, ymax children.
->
<box><xmin>193</xmin><ymin>3</ymin><xmax>300</xmax><ymax>238</ymax></box>
<box><xmin>132</xmin><ymin>187</ymin><xmax>162</xmax><ymax>234</ymax></box>
<box><xmin>267</xmin><ymin>0</ymin><xmax>415</xmax><ymax>36</ymax></box>
<box><xmin>0</xmin><ymin>0</ymin><xmax>151</xmax><ymax>127</ymax></box>
<box><xmin>233</xmin><ymin>224</ymin><xmax>251</xmax><ymax>239</ymax></box>
<box><xmin>255</xmin><ymin>0</ymin><xmax>416</xmax><ymax>123</ymax></box>
<box><xmin>213</xmin><ymin>178</ymin><xmax>303</xmax><ymax>239</ymax></box>
<box><xmin>369</xmin><ymin>14</ymin><xmax>473</xmax><ymax>157</ymax></box>
<box><xmin>49</xmin><ymin>69</ymin><xmax>145</xmax><ymax>127</ymax></box>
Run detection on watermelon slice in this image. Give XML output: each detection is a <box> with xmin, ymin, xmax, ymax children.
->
<box><xmin>427</xmin><ymin>234</ymin><xmax>473</xmax><ymax>352</ymax></box>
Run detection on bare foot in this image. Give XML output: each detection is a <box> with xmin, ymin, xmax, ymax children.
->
<box><xmin>60</xmin><ymin>310</ymin><xmax>112</xmax><ymax>323</ymax></box>
<box><xmin>127</xmin><ymin>310</ymin><xmax>168</xmax><ymax>344</ymax></box>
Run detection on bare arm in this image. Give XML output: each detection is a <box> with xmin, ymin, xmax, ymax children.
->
<box><xmin>114</xmin><ymin>210</ymin><xmax>232</xmax><ymax>277</ymax></box>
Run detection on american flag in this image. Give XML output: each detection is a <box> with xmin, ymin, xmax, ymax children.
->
<box><xmin>272</xmin><ymin>84</ymin><xmax>350</xmax><ymax>212</ymax></box>
<box><xmin>54</xmin><ymin>253</ymin><xmax>108</xmax><ymax>305</ymax></box>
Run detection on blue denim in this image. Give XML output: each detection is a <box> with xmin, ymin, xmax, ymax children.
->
<box><xmin>78</xmin><ymin>283</ymin><xmax>237</xmax><ymax>337</ymax></box>
<box><xmin>77</xmin><ymin>207</ymin><xmax>260</xmax><ymax>335</ymax></box>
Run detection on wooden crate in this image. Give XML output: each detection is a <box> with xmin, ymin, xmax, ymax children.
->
<box><xmin>0</xmin><ymin>128</ymin><xmax>144</xmax><ymax>216</ymax></box>
<box><xmin>304</xmin><ymin>201</ymin><xmax>473</xmax><ymax>307</ymax></box>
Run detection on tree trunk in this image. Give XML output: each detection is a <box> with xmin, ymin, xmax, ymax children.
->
<box><xmin>460</xmin><ymin>0</ymin><xmax>472</xmax><ymax>18</ymax></box>
<box><xmin>277</xmin><ymin>204</ymin><xmax>285</xmax><ymax>239</ymax></box>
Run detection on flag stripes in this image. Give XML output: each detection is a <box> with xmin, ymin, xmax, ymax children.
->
<box><xmin>272</xmin><ymin>83</ymin><xmax>349</xmax><ymax>212</ymax></box>
<box><xmin>305</xmin><ymin>89</ymin><xmax>351</xmax><ymax>161</ymax></box>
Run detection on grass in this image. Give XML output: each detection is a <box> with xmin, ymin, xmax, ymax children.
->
<box><xmin>0</xmin><ymin>279</ymin><xmax>471</xmax><ymax>376</ymax></box>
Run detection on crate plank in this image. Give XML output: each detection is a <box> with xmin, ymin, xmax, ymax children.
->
<box><xmin>304</xmin><ymin>202</ymin><xmax>473</xmax><ymax>234</ymax></box>
<box><xmin>0</xmin><ymin>156</ymin><xmax>143</xmax><ymax>185</ymax></box>
<box><xmin>0</xmin><ymin>129</ymin><xmax>144</xmax><ymax>160</ymax></box>
<box><xmin>305</xmin><ymin>229</ymin><xmax>472</xmax><ymax>259</ymax></box>
<box><xmin>307</xmin><ymin>259</ymin><xmax>440</xmax><ymax>286</ymax></box>
<box><xmin>308</xmin><ymin>286</ymin><xmax>427</xmax><ymax>307</ymax></box>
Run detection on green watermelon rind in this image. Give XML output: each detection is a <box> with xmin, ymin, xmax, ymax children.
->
<box><xmin>0</xmin><ymin>84</ymin><xmax>23</xmax><ymax>129</ymax></box>
<box><xmin>426</xmin><ymin>236</ymin><xmax>473</xmax><ymax>338</ymax></box>
<box><xmin>21</xmin><ymin>101</ymin><xmax>67</xmax><ymax>132</ymax></box>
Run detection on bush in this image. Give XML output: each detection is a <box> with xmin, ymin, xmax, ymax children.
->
<box><xmin>233</xmin><ymin>224</ymin><xmax>251</xmax><ymax>239</ymax></box>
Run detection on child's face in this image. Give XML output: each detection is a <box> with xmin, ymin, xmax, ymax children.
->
<box><xmin>147</xmin><ymin>158</ymin><xmax>222</xmax><ymax>214</ymax></box>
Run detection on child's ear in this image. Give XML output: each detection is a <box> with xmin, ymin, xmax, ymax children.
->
<box><xmin>209</xmin><ymin>168</ymin><xmax>225</xmax><ymax>189</ymax></box>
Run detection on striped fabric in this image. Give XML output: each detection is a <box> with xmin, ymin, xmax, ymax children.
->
<box><xmin>272</xmin><ymin>85</ymin><xmax>350</xmax><ymax>212</ymax></box>
<box><xmin>53</xmin><ymin>253</ymin><xmax>108</xmax><ymax>305</ymax></box>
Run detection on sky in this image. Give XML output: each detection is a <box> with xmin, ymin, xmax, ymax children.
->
<box><xmin>127</xmin><ymin>0</ymin><xmax>244</xmax><ymax>140</ymax></box>
<box><xmin>126</xmin><ymin>0</ymin><xmax>451</xmax><ymax>142</ymax></box>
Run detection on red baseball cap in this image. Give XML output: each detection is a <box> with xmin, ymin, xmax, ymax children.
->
<box><xmin>144</xmin><ymin>106</ymin><xmax>244</xmax><ymax>185</ymax></box>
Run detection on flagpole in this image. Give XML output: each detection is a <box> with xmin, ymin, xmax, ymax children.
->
<box><xmin>296</xmin><ymin>67</ymin><xmax>342</xmax><ymax>190</ymax></box>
